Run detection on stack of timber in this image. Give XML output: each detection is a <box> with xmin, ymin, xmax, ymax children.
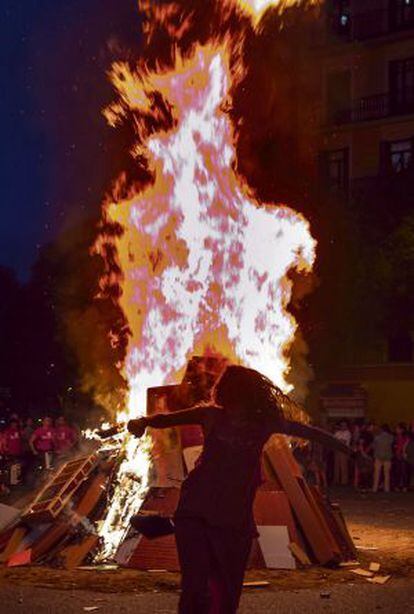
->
<box><xmin>0</xmin><ymin>432</ymin><xmax>355</xmax><ymax>571</ymax></box>
<box><xmin>0</xmin><ymin>451</ymin><xmax>117</xmax><ymax>569</ymax></box>
<box><xmin>117</xmin><ymin>436</ymin><xmax>355</xmax><ymax>571</ymax></box>
<box><xmin>0</xmin><ymin>358</ymin><xmax>355</xmax><ymax>571</ymax></box>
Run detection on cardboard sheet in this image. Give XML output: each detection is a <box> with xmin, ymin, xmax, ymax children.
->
<box><xmin>257</xmin><ymin>525</ymin><xmax>296</xmax><ymax>569</ymax></box>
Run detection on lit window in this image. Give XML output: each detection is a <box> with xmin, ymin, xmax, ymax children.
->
<box><xmin>390</xmin><ymin>139</ymin><xmax>412</xmax><ymax>172</ymax></box>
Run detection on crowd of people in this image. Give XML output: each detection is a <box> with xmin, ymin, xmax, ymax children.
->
<box><xmin>327</xmin><ymin>419</ymin><xmax>414</xmax><ymax>492</ymax></box>
<box><xmin>0</xmin><ymin>414</ymin><xmax>80</xmax><ymax>494</ymax></box>
<box><xmin>1</xmin><ymin>410</ymin><xmax>413</xmax><ymax>499</ymax></box>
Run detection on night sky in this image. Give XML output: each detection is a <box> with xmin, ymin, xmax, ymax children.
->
<box><xmin>1</xmin><ymin>0</ymin><xmax>141</xmax><ymax>279</ymax></box>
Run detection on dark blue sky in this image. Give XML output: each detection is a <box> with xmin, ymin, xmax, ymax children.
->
<box><xmin>1</xmin><ymin>0</ymin><xmax>141</xmax><ymax>279</ymax></box>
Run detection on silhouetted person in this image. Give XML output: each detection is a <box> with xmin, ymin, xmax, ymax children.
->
<box><xmin>128</xmin><ymin>365</ymin><xmax>351</xmax><ymax>614</ymax></box>
<box><xmin>373</xmin><ymin>424</ymin><xmax>393</xmax><ymax>493</ymax></box>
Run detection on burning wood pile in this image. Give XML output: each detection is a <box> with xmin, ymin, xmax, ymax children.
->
<box><xmin>0</xmin><ymin>358</ymin><xmax>355</xmax><ymax>572</ymax></box>
<box><xmin>0</xmin><ymin>0</ymin><xmax>351</xmax><ymax>579</ymax></box>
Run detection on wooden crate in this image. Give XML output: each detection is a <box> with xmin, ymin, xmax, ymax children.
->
<box><xmin>22</xmin><ymin>455</ymin><xmax>98</xmax><ymax>524</ymax></box>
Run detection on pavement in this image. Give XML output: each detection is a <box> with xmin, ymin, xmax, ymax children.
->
<box><xmin>0</xmin><ymin>488</ymin><xmax>413</xmax><ymax>613</ymax></box>
<box><xmin>2</xmin><ymin>578</ymin><xmax>414</xmax><ymax>613</ymax></box>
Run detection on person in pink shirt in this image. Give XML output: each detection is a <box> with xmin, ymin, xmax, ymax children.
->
<box><xmin>0</xmin><ymin>430</ymin><xmax>6</xmax><ymax>455</ymax></box>
<box><xmin>3</xmin><ymin>419</ymin><xmax>23</xmax><ymax>458</ymax></box>
<box><xmin>30</xmin><ymin>417</ymin><xmax>55</xmax><ymax>468</ymax></box>
<box><xmin>54</xmin><ymin>416</ymin><xmax>77</xmax><ymax>455</ymax></box>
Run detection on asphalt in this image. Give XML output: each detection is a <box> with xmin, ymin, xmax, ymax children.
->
<box><xmin>1</xmin><ymin>578</ymin><xmax>414</xmax><ymax>614</ymax></box>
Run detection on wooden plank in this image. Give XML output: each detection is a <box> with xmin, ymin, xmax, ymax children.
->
<box><xmin>331</xmin><ymin>503</ymin><xmax>357</xmax><ymax>558</ymax></box>
<box><xmin>0</xmin><ymin>527</ymin><xmax>27</xmax><ymax>563</ymax></box>
<box><xmin>125</xmin><ymin>487</ymin><xmax>179</xmax><ymax>570</ymax></box>
<box><xmin>253</xmin><ymin>488</ymin><xmax>300</xmax><ymax>545</ymax></box>
<box><xmin>127</xmin><ymin>533</ymin><xmax>180</xmax><ymax>571</ymax></box>
<box><xmin>22</xmin><ymin>454</ymin><xmax>98</xmax><ymax>523</ymax></box>
<box><xmin>289</xmin><ymin>542</ymin><xmax>311</xmax><ymax>566</ymax></box>
<box><xmin>0</xmin><ymin>527</ymin><xmax>16</xmax><ymax>552</ymax></box>
<box><xmin>30</xmin><ymin>472</ymin><xmax>108</xmax><ymax>562</ymax></box>
<box><xmin>60</xmin><ymin>535</ymin><xmax>99</xmax><ymax>570</ymax></box>
<box><xmin>265</xmin><ymin>438</ymin><xmax>337</xmax><ymax>565</ymax></box>
<box><xmin>297</xmin><ymin>479</ymin><xmax>340</xmax><ymax>556</ymax></box>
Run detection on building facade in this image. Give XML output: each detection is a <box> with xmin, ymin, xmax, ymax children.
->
<box><xmin>311</xmin><ymin>0</ymin><xmax>414</xmax><ymax>424</ymax></box>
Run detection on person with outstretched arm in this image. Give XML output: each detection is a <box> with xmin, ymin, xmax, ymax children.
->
<box><xmin>128</xmin><ymin>365</ymin><xmax>352</xmax><ymax>614</ymax></box>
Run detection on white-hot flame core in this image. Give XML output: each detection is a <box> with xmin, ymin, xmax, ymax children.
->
<box><xmin>235</xmin><ymin>0</ymin><xmax>308</xmax><ymax>21</ymax></box>
<box><xmin>97</xmin><ymin>43</ymin><xmax>316</xmax><ymax>558</ymax></box>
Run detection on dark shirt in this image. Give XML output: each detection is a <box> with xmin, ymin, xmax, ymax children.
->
<box><xmin>174</xmin><ymin>407</ymin><xmax>271</xmax><ymax>533</ymax></box>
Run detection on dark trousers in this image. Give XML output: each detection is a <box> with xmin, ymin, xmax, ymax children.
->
<box><xmin>174</xmin><ymin>517</ymin><xmax>252</xmax><ymax>614</ymax></box>
<box><xmin>394</xmin><ymin>458</ymin><xmax>409</xmax><ymax>489</ymax></box>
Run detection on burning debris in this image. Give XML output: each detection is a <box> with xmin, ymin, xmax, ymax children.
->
<box><xmin>93</xmin><ymin>0</ymin><xmax>316</xmax><ymax>556</ymax></box>
<box><xmin>0</xmin><ymin>359</ymin><xmax>355</xmax><ymax>572</ymax></box>
<box><xmin>0</xmin><ymin>0</ymin><xmax>326</xmax><ymax>577</ymax></box>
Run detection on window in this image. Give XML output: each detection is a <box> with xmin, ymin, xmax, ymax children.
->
<box><xmin>390</xmin><ymin>0</ymin><xmax>414</xmax><ymax>30</ymax></box>
<box><xmin>320</xmin><ymin>148</ymin><xmax>349</xmax><ymax>191</ymax></box>
<box><xmin>389</xmin><ymin>57</ymin><xmax>414</xmax><ymax>114</ymax></box>
<box><xmin>326</xmin><ymin>70</ymin><xmax>351</xmax><ymax>123</ymax></box>
<box><xmin>381</xmin><ymin>139</ymin><xmax>413</xmax><ymax>173</ymax></box>
<box><xmin>390</xmin><ymin>139</ymin><xmax>412</xmax><ymax>172</ymax></box>
<box><xmin>329</xmin><ymin>0</ymin><xmax>351</xmax><ymax>38</ymax></box>
<box><xmin>388</xmin><ymin>331</ymin><xmax>413</xmax><ymax>363</ymax></box>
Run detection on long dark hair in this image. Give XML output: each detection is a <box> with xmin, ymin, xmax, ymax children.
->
<box><xmin>213</xmin><ymin>365</ymin><xmax>288</xmax><ymax>421</ymax></box>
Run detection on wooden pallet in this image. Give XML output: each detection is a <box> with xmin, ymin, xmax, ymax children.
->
<box><xmin>22</xmin><ymin>455</ymin><xmax>98</xmax><ymax>524</ymax></box>
<box><xmin>27</xmin><ymin>471</ymin><xmax>108</xmax><ymax>563</ymax></box>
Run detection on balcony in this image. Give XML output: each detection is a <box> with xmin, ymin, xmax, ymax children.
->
<box><xmin>330</xmin><ymin>5</ymin><xmax>414</xmax><ymax>42</ymax></box>
<box><xmin>334</xmin><ymin>88</ymin><xmax>414</xmax><ymax>124</ymax></box>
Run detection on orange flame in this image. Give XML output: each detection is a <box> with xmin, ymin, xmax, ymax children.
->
<box><xmin>102</xmin><ymin>43</ymin><xmax>315</xmax><ymax>413</ymax></box>
<box><xmin>95</xmin><ymin>1</ymin><xmax>316</xmax><ymax>558</ymax></box>
<box><xmin>235</xmin><ymin>0</ymin><xmax>318</xmax><ymax>23</ymax></box>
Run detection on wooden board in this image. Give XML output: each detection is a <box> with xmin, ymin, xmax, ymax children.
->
<box><xmin>127</xmin><ymin>534</ymin><xmax>180</xmax><ymax>571</ymax></box>
<box><xmin>60</xmin><ymin>535</ymin><xmax>99</xmax><ymax>570</ymax></box>
<box><xmin>253</xmin><ymin>488</ymin><xmax>300</xmax><ymax>545</ymax></box>
<box><xmin>265</xmin><ymin>438</ymin><xmax>338</xmax><ymax>565</ymax></box>
<box><xmin>22</xmin><ymin>455</ymin><xmax>98</xmax><ymax>523</ymax></box>
<box><xmin>331</xmin><ymin>503</ymin><xmax>357</xmax><ymax>558</ymax></box>
<box><xmin>0</xmin><ymin>527</ymin><xmax>27</xmax><ymax>563</ymax></box>
<box><xmin>125</xmin><ymin>487</ymin><xmax>179</xmax><ymax>570</ymax></box>
<box><xmin>297</xmin><ymin>478</ymin><xmax>341</xmax><ymax>556</ymax></box>
<box><xmin>29</xmin><ymin>472</ymin><xmax>108</xmax><ymax>562</ymax></box>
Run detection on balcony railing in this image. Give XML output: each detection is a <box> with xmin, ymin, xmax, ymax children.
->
<box><xmin>330</xmin><ymin>6</ymin><xmax>414</xmax><ymax>42</ymax></box>
<box><xmin>334</xmin><ymin>88</ymin><xmax>414</xmax><ymax>124</ymax></box>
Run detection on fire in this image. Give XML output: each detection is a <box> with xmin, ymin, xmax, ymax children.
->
<box><xmin>236</xmin><ymin>0</ymin><xmax>291</xmax><ymax>20</ymax></box>
<box><xmin>235</xmin><ymin>0</ymin><xmax>318</xmax><ymax>23</ymax></box>
<box><xmin>95</xmin><ymin>1</ymin><xmax>316</xmax><ymax>559</ymax></box>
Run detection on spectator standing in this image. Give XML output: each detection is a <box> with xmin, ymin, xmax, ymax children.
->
<box><xmin>354</xmin><ymin>437</ymin><xmax>373</xmax><ymax>491</ymax></box>
<box><xmin>351</xmin><ymin>423</ymin><xmax>361</xmax><ymax>448</ymax></box>
<box><xmin>394</xmin><ymin>423</ymin><xmax>409</xmax><ymax>491</ymax></box>
<box><xmin>373</xmin><ymin>424</ymin><xmax>394</xmax><ymax>493</ymax></box>
<box><xmin>3</xmin><ymin>419</ymin><xmax>23</xmax><ymax>458</ymax></box>
<box><xmin>334</xmin><ymin>421</ymin><xmax>351</xmax><ymax>485</ymax></box>
<box><xmin>360</xmin><ymin>422</ymin><xmax>374</xmax><ymax>453</ymax></box>
<box><xmin>3</xmin><ymin>419</ymin><xmax>24</xmax><ymax>485</ymax></box>
<box><xmin>22</xmin><ymin>417</ymin><xmax>34</xmax><ymax>442</ymax></box>
<box><xmin>0</xmin><ymin>428</ymin><xmax>9</xmax><ymax>496</ymax></box>
<box><xmin>405</xmin><ymin>432</ymin><xmax>414</xmax><ymax>489</ymax></box>
<box><xmin>54</xmin><ymin>416</ymin><xmax>77</xmax><ymax>456</ymax></box>
<box><xmin>0</xmin><ymin>428</ymin><xmax>6</xmax><ymax>455</ymax></box>
<box><xmin>30</xmin><ymin>417</ymin><xmax>55</xmax><ymax>469</ymax></box>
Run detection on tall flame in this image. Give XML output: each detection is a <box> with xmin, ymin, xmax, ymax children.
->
<box><xmin>235</xmin><ymin>0</ymin><xmax>318</xmax><ymax>23</ymax></box>
<box><xmin>95</xmin><ymin>2</ymin><xmax>316</xmax><ymax>558</ymax></box>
